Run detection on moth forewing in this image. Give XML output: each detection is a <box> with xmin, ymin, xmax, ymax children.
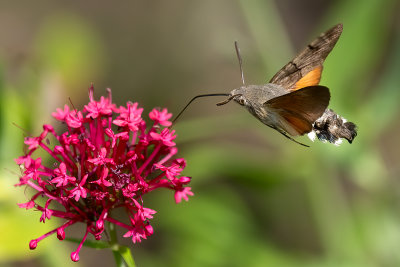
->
<box><xmin>269</xmin><ymin>23</ymin><xmax>343</xmax><ymax>91</ymax></box>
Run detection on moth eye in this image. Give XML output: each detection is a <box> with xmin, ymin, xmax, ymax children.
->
<box><xmin>239</xmin><ymin>99</ymin><xmax>245</xmax><ymax>105</ymax></box>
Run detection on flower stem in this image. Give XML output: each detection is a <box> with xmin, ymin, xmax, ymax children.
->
<box><xmin>108</xmin><ymin>222</ymin><xmax>136</xmax><ymax>267</ymax></box>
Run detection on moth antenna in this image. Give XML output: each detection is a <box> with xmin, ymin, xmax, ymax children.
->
<box><xmin>273</xmin><ymin>126</ymin><xmax>310</xmax><ymax>147</ymax></box>
<box><xmin>216</xmin><ymin>93</ymin><xmax>242</xmax><ymax>106</ymax></box>
<box><xmin>171</xmin><ymin>93</ymin><xmax>230</xmax><ymax>126</ymax></box>
<box><xmin>235</xmin><ymin>41</ymin><xmax>245</xmax><ymax>86</ymax></box>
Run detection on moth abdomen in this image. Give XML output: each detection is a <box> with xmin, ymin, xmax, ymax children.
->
<box><xmin>310</xmin><ymin>109</ymin><xmax>357</xmax><ymax>145</ymax></box>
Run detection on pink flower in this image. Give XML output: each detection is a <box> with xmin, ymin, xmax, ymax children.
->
<box><xmin>154</xmin><ymin>158</ymin><xmax>186</xmax><ymax>180</ymax></box>
<box><xmin>69</xmin><ymin>174</ymin><xmax>88</xmax><ymax>201</ymax></box>
<box><xmin>113</xmin><ymin>102</ymin><xmax>143</xmax><ymax>131</ymax></box>
<box><xmin>24</xmin><ymin>137</ymin><xmax>40</xmax><ymax>150</ymax></box>
<box><xmin>149</xmin><ymin>108</ymin><xmax>172</xmax><ymax>126</ymax></box>
<box><xmin>18</xmin><ymin>200</ymin><xmax>35</xmax><ymax>209</ymax></box>
<box><xmin>150</xmin><ymin>128</ymin><xmax>176</xmax><ymax>146</ymax></box>
<box><xmin>87</xmin><ymin>147</ymin><xmax>115</xmax><ymax>166</ymax></box>
<box><xmin>15</xmin><ymin>154</ymin><xmax>31</xmax><ymax>167</ymax></box>
<box><xmin>84</xmin><ymin>97</ymin><xmax>113</xmax><ymax>118</ymax></box>
<box><xmin>91</xmin><ymin>167</ymin><xmax>112</xmax><ymax>187</ymax></box>
<box><xmin>52</xmin><ymin>104</ymin><xmax>70</xmax><ymax>121</ymax></box>
<box><xmin>66</xmin><ymin>110</ymin><xmax>84</xmax><ymax>128</ymax></box>
<box><xmin>16</xmin><ymin>85</ymin><xmax>192</xmax><ymax>262</ymax></box>
<box><xmin>51</xmin><ymin>163</ymin><xmax>76</xmax><ymax>187</ymax></box>
<box><xmin>84</xmin><ymin>86</ymin><xmax>114</xmax><ymax>119</ymax></box>
<box><xmin>17</xmin><ymin>158</ymin><xmax>42</xmax><ymax>185</ymax></box>
<box><xmin>122</xmin><ymin>216</ymin><xmax>154</xmax><ymax>244</ymax></box>
<box><xmin>175</xmin><ymin>187</ymin><xmax>194</xmax><ymax>203</ymax></box>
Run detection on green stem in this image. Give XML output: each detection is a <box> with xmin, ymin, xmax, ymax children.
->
<box><xmin>108</xmin><ymin>222</ymin><xmax>136</xmax><ymax>267</ymax></box>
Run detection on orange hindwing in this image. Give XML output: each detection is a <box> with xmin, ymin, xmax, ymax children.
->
<box><xmin>292</xmin><ymin>66</ymin><xmax>322</xmax><ymax>91</ymax></box>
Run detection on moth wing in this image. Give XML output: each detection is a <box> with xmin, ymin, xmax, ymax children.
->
<box><xmin>269</xmin><ymin>24</ymin><xmax>343</xmax><ymax>91</ymax></box>
<box><xmin>264</xmin><ymin>86</ymin><xmax>330</xmax><ymax>136</ymax></box>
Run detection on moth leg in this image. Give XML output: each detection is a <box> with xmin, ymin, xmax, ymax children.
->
<box><xmin>270</xmin><ymin>125</ymin><xmax>310</xmax><ymax>147</ymax></box>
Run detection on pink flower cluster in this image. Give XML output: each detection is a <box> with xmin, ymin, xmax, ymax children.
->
<box><xmin>15</xmin><ymin>85</ymin><xmax>193</xmax><ymax>262</ymax></box>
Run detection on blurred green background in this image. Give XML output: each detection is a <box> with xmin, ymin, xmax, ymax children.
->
<box><xmin>1</xmin><ymin>0</ymin><xmax>400</xmax><ymax>266</ymax></box>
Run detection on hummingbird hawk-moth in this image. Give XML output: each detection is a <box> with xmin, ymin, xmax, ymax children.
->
<box><xmin>173</xmin><ymin>23</ymin><xmax>357</xmax><ymax>147</ymax></box>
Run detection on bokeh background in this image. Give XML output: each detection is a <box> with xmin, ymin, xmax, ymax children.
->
<box><xmin>1</xmin><ymin>0</ymin><xmax>400</xmax><ymax>266</ymax></box>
